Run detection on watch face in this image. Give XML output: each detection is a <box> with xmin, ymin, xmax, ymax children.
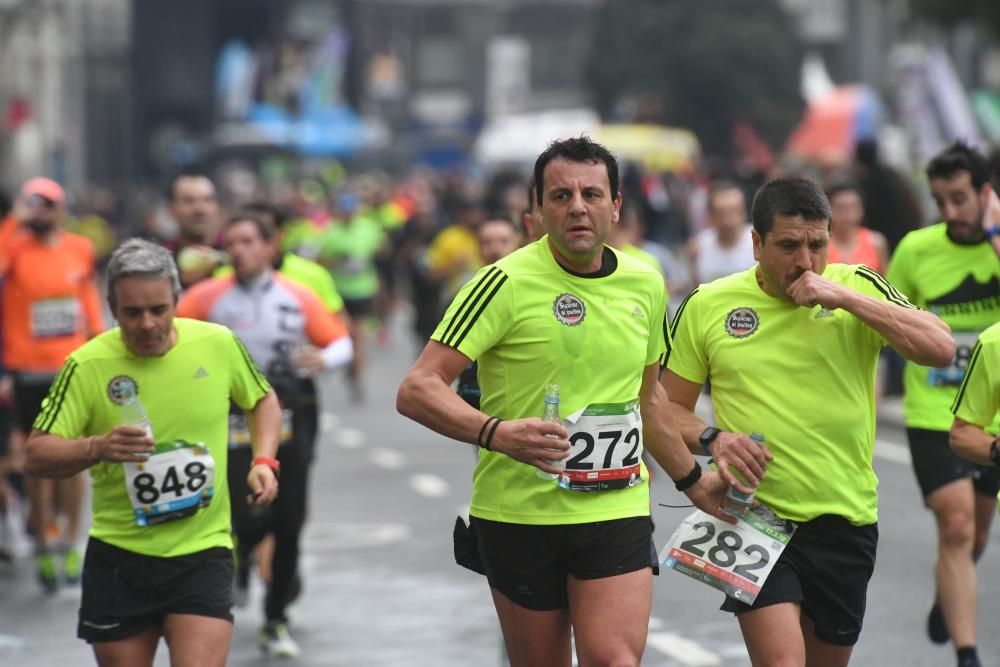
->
<box><xmin>700</xmin><ymin>427</ymin><xmax>720</xmax><ymax>446</ymax></box>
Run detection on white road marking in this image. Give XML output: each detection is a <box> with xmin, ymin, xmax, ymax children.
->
<box><xmin>410</xmin><ymin>473</ymin><xmax>450</xmax><ymax>498</ymax></box>
<box><xmin>320</xmin><ymin>411</ymin><xmax>340</xmax><ymax>434</ymax></box>
<box><xmin>370</xmin><ymin>448</ymin><xmax>405</xmax><ymax>469</ymax></box>
<box><xmin>336</xmin><ymin>427</ymin><xmax>366</xmax><ymax>449</ymax></box>
<box><xmin>874</xmin><ymin>438</ymin><xmax>911</xmax><ymax>465</ymax></box>
<box><xmin>646</xmin><ymin>632</ymin><xmax>721</xmax><ymax>666</ymax></box>
<box><xmin>647</xmin><ymin>616</ymin><xmax>665</xmax><ymax>630</ymax></box>
<box><xmin>303</xmin><ymin>521</ymin><xmax>412</xmax><ymax>551</ymax></box>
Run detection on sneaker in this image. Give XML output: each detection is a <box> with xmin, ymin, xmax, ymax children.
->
<box><xmin>259</xmin><ymin>622</ymin><xmax>301</xmax><ymax>658</ymax></box>
<box><xmin>37</xmin><ymin>552</ymin><xmax>58</xmax><ymax>594</ymax></box>
<box><xmin>927</xmin><ymin>598</ymin><xmax>949</xmax><ymax>644</ymax></box>
<box><xmin>63</xmin><ymin>546</ymin><xmax>82</xmax><ymax>584</ymax></box>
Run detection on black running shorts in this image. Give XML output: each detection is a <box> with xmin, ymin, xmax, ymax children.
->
<box><xmin>720</xmin><ymin>514</ymin><xmax>877</xmax><ymax>646</ymax></box>
<box><xmin>77</xmin><ymin>538</ymin><xmax>233</xmax><ymax>643</ymax></box>
<box><xmin>466</xmin><ymin>515</ymin><xmax>657</xmax><ymax>611</ymax></box>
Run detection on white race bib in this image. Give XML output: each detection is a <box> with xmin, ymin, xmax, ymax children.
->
<box><xmin>928</xmin><ymin>331</ymin><xmax>979</xmax><ymax>387</ymax></box>
<box><xmin>30</xmin><ymin>298</ymin><xmax>79</xmax><ymax>338</ymax></box>
<box><xmin>660</xmin><ymin>504</ymin><xmax>796</xmax><ymax>604</ymax></box>
<box><xmin>557</xmin><ymin>400</ymin><xmax>644</xmax><ymax>492</ymax></box>
<box><xmin>228</xmin><ymin>410</ymin><xmax>294</xmax><ymax>448</ymax></box>
<box><xmin>123</xmin><ymin>442</ymin><xmax>215</xmax><ymax>527</ymax></box>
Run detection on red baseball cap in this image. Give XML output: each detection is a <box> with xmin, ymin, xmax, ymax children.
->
<box><xmin>19</xmin><ymin>177</ymin><xmax>65</xmax><ymax>204</ymax></box>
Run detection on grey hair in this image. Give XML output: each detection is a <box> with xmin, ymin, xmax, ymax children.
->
<box><xmin>106</xmin><ymin>238</ymin><xmax>181</xmax><ymax>310</ymax></box>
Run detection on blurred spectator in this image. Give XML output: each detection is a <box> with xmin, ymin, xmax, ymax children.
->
<box><xmin>853</xmin><ymin>139</ymin><xmax>923</xmax><ymax>251</ymax></box>
<box><xmin>167</xmin><ymin>173</ymin><xmax>225</xmax><ymax>288</ymax></box>
<box><xmin>826</xmin><ymin>180</ymin><xmax>889</xmax><ymax>274</ymax></box>
<box><xmin>522</xmin><ymin>179</ymin><xmax>544</xmax><ymax>243</ymax></box>
<box><xmin>0</xmin><ymin>177</ymin><xmax>105</xmax><ymax>593</ymax></box>
<box><xmin>687</xmin><ymin>181</ymin><xmax>755</xmax><ymax>285</ymax></box>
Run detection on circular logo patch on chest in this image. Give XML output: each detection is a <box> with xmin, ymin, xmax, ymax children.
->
<box><xmin>724</xmin><ymin>307</ymin><xmax>760</xmax><ymax>339</ymax></box>
<box><xmin>107</xmin><ymin>375</ymin><xmax>139</xmax><ymax>405</ymax></box>
<box><xmin>553</xmin><ymin>293</ymin><xmax>586</xmax><ymax>326</ymax></box>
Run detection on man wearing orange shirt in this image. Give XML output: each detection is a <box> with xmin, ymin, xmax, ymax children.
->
<box><xmin>0</xmin><ymin>177</ymin><xmax>105</xmax><ymax>592</ymax></box>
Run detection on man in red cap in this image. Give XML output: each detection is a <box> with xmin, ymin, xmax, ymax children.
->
<box><xmin>0</xmin><ymin>176</ymin><xmax>105</xmax><ymax>592</ymax></box>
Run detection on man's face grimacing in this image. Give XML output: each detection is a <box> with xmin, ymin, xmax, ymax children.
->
<box><xmin>170</xmin><ymin>176</ymin><xmax>220</xmax><ymax>242</ymax></box>
<box><xmin>930</xmin><ymin>171</ymin><xmax>990</xmax><ymax>244</ymax></box>
<box><xmin>224</xmin><ymin>220</ymin><xmax>276</xmax><ymax>281</ymax></box>
<box><xmin>112</xmin><ymin>277</ymin><xmax>177</xmax><ymax>357</ymax></box>
<box><xmin>540</xmin><ymin>158</ymin><xmax>621</xmax><ymax>270</ymax></box>
<box><xmin>753</xmin><ymin>214</ymin><xmax>830</xmax><ymax>301</ymax></box>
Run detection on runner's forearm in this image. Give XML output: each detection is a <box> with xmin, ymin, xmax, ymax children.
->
<box><xmin>949</xmin><ymin>419</ymin><xmax>995</xmax><ymax>466</ymax></box>
<box><xmin>247</xmin><ymin>390</ymin><xmax>282</xmax><ymax>461</ymax></box>
<box><xmin>640</xmin><ymin>367</ymin><xmax>700</xmax><ymax>480</ymax></box>
<box><xmin>840</xmin><ymin>290</ymin><xmax>954</xmax><ymax>366</ymax></box>
<box><xmin>397</xmin><ymin>370</ymin><xmax>493</xmax><ymax>447</ymax></box>
<box><xmin>25</xmin><ymin>430</ymin><xmax>94</xmax><ymax>478</ymax></box>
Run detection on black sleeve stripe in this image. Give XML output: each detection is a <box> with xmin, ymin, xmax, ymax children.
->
<box><xmin>232</xmin><ymin>333</ymin><xmax>270</xmax><ymax>394</ymax></box>
<box><xmin>664</xmin><ymin>288</ymin><xmax>699</xmax><ymax>367</ymax></box>
<box><xmin>668</xmin><ymin>288</ymin><xmax>698</xmax><ymax>341</ymax></box>
<box><xmin>660</xmin><ymin>310</ymin><xmax>671</xmax><ymax>369</ymax></box>
<box><xmin>951</xmin><ymin>340</ymin><xmax>982</xmax><ymax>414</ymax></box>
<box><xmin>440</xmin><ymin>266</ymin><xmax>507</xmax><ymax>348</ymax></box>
<box><xmin>855</xmin><ymin>266</ymin><xmax>916</xmax><ymax>308</ymax></box>
<box><xmin>450</xmin><ymin>274</ymin><xmax>509</xmax><ymax>349</ymax></box>
<box><xmin>857</xmin><ymin>265</ymin><xmax>913</xmax><ymax>304</ymax></box>
<box><xmin>34</xmin><ymin>359</ymin><xmax>78</xmax><ymax>433</ymax></box>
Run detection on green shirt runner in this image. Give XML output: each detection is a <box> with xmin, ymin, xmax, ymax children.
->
<box><xmin>432</xmin><ymin>240</ymin><xmax>668</xmax><ymax>525</ymax></box>
<box><xmin>667</xmin><ymin>263</ymin><xmax>917</xmax><ymax>525</ymax></box>
<box><xmin>33</xmin><ymin>318</ymin><xmax>270</xmax><ymax>557</ymax></box>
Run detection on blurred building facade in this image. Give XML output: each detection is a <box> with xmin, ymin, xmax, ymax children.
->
<box><xmin>0</xmin><ymin>0</ymin><xmax>130</xmax><ymax>194</ymax></box>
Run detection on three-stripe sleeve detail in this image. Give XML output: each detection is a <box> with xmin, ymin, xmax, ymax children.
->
<box><xmin>34</xmin><ymin>359</ymin><xmax>78</xmax><ymax>432</ymax></box>
<box><xmin>232</xmin><ymin>334</ymin><xmax>270</xmax><ymax>394</ymax></box>
<box><xmin>855</xmin><ymin>266</ymin><xmax>916</xmax><ymax>308</ymax></box>
<box><xmin>439</xmin><ymin>267</ymin><xmax>508</xmax><ymax>349</ymax></box>
<box><xmin>951</xmin><ymin>339</ymin><xmax>982</xmax><ymax>414</ymax></box>
<box><xmin>664</xmin><ymin>288</ymin><xmax>698</xmax><ymax>367</ymax></box>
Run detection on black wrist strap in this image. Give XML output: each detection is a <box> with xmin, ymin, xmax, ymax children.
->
<box><xmin>673</xmin><ymin>461</ymin><xmax>703</xmax><ymax>492</ymax></box>
<box><xmin>483</xmin><ymin>418</ymin><xmax>503</xmax><ymax>451</ymax></box>
<box><xmin>477</xmin><ymin>416</ymin><xmax>497</xmax><ymax>449</ymax></box>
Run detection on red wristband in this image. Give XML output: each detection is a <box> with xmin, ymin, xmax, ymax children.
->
<box><xmin>252</xmin><ymin>456</ymin><xmax>280</xmax><ymax>474</ymax></box>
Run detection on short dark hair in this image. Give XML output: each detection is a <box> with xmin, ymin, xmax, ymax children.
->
<box><xmin>533</xmin><ymin>136</ymin><xmax>619</xmax><ymax>206</ymax></box>
<box><xmin>243</xmin><ymin>200</ymin><xmax>290</xmax><ymax>228</ymax></box>
<box><xmin>226</xmin><ymin>210</ymin><xmax>277</xmax><ymax>241</ymax></box>
<box><xmin>926</xmin><ymin>141</ymin><xmax>990</xmax><ymax>190</ymax></box>
<box><xmin>751</xmin><ymin>177</ymin><xmax>831</xmax><ymax>240</ymax></box>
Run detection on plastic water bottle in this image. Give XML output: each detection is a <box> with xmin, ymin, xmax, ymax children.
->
<box><xmin>120</xmin><ymin>385</ymin><xmax>154</xmax><ymax>446</ymax></box>
<box><xmin>721</xmin><ymin>432</ymin><xmax>765</xmax><ymax>517</ymax></box>
<box><xmin>536</xmin><ymin>384</ymin><xmax>564</xmax><ymax>480</ymax></box>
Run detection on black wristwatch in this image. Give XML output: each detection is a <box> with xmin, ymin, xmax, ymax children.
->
<box><xmin>990</xmin><ymin>438</ymin><xmax>1000</xmax><ymax>467</ymax></box>
<box><xmin>699</xmin><ymin>427</ymin><xmax>722</xmax><ymax>456</ymax></box>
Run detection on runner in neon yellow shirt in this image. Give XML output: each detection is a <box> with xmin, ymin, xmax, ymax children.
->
<box><xmin>950</xmin><ymin>321</ymin><xmax>1000</xmax><ymax>465</ymax></box>
<box><xmin>664</xmin><ymin>176</ymin><xmax>953</xmax><ymax>665</ymax></box>
<box><xmin>398</xmin><ymin>137</ymin><xmax>730</xmax><ymax>665</ymax></box>
<box><xmin>25</xmin><ymin>239</ymin><xmax>281</xmax><ymax>667</ymax></box>
<box><xmin>886</xmin><ymin>142</ymin><xmax>1000</xmax><ymax>666</ymax></box>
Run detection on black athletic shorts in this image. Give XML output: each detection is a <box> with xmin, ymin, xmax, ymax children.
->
<box><xmin>13</xmin><ymin>379</ymin><xmax>53</xmax><ymax>433</ymax></box>
<box><xmin>720</xmin><ymin>515</ymin><xmax>877</xmax><ymax>646</ymax></box>
<box><xmin>342</xmin><ymin>297</ymin><xmax>374</xmax><ymax>319</ymax></box>
<box><xmin>465</xmin><ymin>516</ymin><xmax>657</xmax><ymax>611</ymax></box>
<box><xmin>907</xmin><ymin>427</ymin><xmax>1000</xmax><ymax>499</ymax></box>
<box><xmin>78</xmin><ymin>538</ymin><xmax>233</xmax><ymax>643</ymax></box>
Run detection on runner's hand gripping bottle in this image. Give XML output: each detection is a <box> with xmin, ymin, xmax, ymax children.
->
<box><xmin>720</xmin><ymin>432</ymin><xmax>765</xmax><ymax>517</ymax></box>
<box><xmin>536</xmin><ymin>383</ymin><xmax>564</xmax><ymax>480</ymax></box>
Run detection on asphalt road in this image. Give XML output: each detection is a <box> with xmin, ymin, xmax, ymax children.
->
<box><xmin>0</xmin><ymin>316</ymin><xmax>996</xmax><ymax>666</ymax></box>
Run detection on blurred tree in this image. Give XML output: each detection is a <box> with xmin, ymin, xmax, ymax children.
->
<box><xmin>910</xmin><ymin>0</ymin><xmax>1000</xmax><ymax>34</ymax></box>
<box><xmin>585</xmin><ymin>0</ymin><xmax>805</xmax><ymax>157</ymax></box>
